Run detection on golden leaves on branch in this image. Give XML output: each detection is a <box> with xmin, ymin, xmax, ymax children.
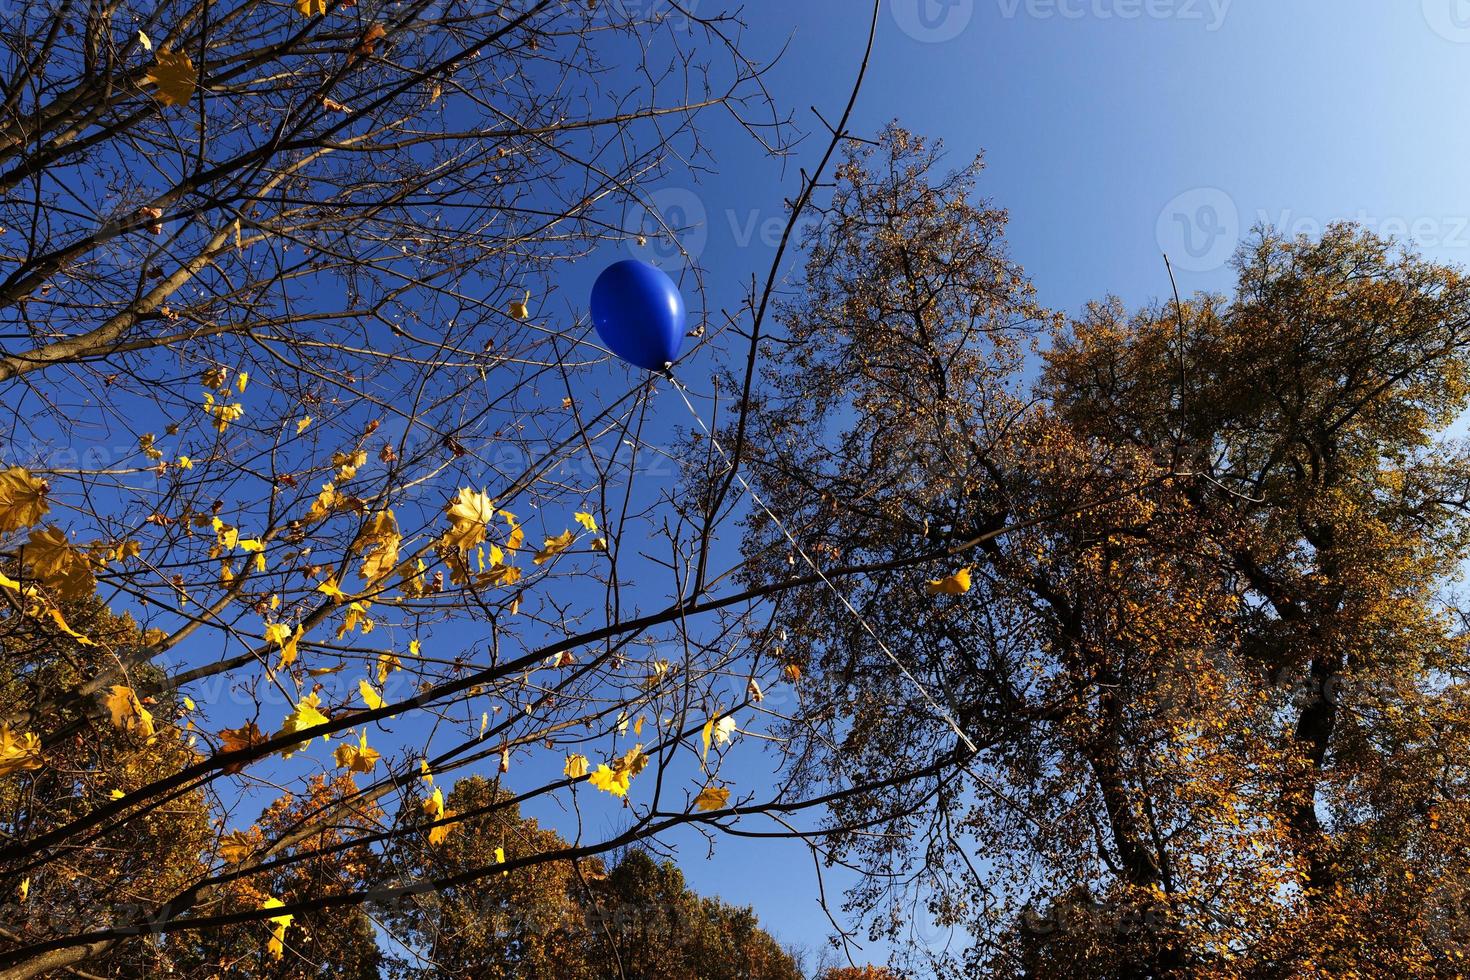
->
<box><xmin>143</xmin><ymin>49</ymin><xmax>196</xmax><ymax>107</ymax></box>
<box><xmin>332</xmin><ymin>449</ymin><xmax>367</xmax><ymax>481</ymax></box>
<box><xmin>334</xmin><ymin>730</ymin><xmax>381</xmax><ymax>774</ymax></box>
<box><xmin>420</xmin><ymin>784</ymin><xmax>457</xmax><ymax>844</ymax></box>
<box><xmin>564</xmin><ymin>753</ymin><xmax>589</xmax><ymax>779</ymax></box>
<box><xmin>588</xmin><ymin>745</ymin><xmax>648</xmax><ymax>798</ymax></box>
<box><xmin>201</xmin><ymin>392</ymin><xmax>244</xmax><ymax>432</ymax></box>
<box><xmin>266</xmin><ymin>622</ymin><xmax>302</xmax><ymax>671</ymax></box>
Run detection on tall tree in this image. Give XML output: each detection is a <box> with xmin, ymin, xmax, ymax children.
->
<box><xmin>741</xmin><ymin>124</ymin><xmax>1470</xmax><ymax>978</ymax></box>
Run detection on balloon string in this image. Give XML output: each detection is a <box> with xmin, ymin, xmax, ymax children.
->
<box><xmin>665</xmin><ymin>376</ymin><xmax>979</xmax><ymax>755</ymax></box>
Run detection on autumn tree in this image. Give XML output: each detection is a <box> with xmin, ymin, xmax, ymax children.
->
<box><xmin>738</xmin><ymin>125</ymin><xmax>1470</xmax><ymax>978</ymax></box>
<box><xmin>383</xmin><ymin>777</ymin><xmax>801</xmax><ymax>980</ymax></box>
<box><xmin>0</xmin><ymin>2</ymin><xmax>935</xmax><ymax>976</ymax></box>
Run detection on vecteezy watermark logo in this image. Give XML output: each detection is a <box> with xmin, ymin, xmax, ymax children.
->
<box><xmin>625</xmin><ymin>187</ymin><xmax>708</xmax><ymax>269</ymax></box>
<box><xmin>1424</xmin><ymin>0</ymin><xmax>1470</xmax><ymax>42</ymax></box>
<box><xmin>996</xmin><ymin>0</ymin><xmax>1232</xmax><ymax>29</ymax></box>
<box><xmin>890</xmin><ymin>0</ymin><xmax>976</xmax><ymax>42</ymax></box>
<box><xmin>1156</xmin><ymin>187</ymin><xmax>1239</xmax><ymax>273</ymax></box>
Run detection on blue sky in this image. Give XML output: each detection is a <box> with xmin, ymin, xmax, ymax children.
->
<box><xmin>564</xmin><ymin>0</ymin><xmax>1470</xmax><ymax>968</ymax></box>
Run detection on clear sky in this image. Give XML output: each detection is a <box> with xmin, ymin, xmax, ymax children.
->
<box><xmin>582</xmin><ymin>0</ymin><xmax>1470</xmax><ymax>969</ymax></box>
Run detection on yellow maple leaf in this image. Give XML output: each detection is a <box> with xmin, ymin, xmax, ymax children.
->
<box><xmin>263</xmin><ymin>897</ymin><xmax>293</xmax><ymax>961</ymax></box>
<box><xmin>354</xmin><ymin>510</ymin><xmax>400</xmax><ymax>584</ymax></box>
<box><xmin>428</xmin><ymin>809</ymin><xmax>456</xmax><ymax>845</ymax></box>
<box><xmin>0</xmin><ymin>466</ymin><xmax>48</xmax><ymax>531</ymax></box>
<box><xmin>143</xmin><ymin>49</ymin><xmax>196</xmax><ymax>107</ymax></box>
<box><xmin>295</xmin><ymin>0</ymin><xmax>327</xmax><ymax>16</ymax></box>
<box><xmin>693</xmin><ymin>785</ymin><xmax>730</xmax><ymax>812</ymax></box>
<box><xmin>218</xmin><ymin>722</ymin><xmax>265</xmax><ymax>754</ymax></box>
<box><xmin>278</xmin><ymin>693</ymin><xmax>329</xmax><ymax>758</ymax></box>
<box><xmin>376</xmin><ymin>653</ymin><xmax>401</xmax><ymax>684</ymax></box>
<box><xmin>296</xmin><ymin>415</ymin><xmax>312</xmax><ymax>435</ymax></box>
<box><xmin>43</xmin><ymin>605</ymin><xmax>96</xmax><ymax>646</ymax></box>
<box><xmin>333</xmin><ymin>730</ymin><xmax>381</xmax><ymax>774</ymax></box>
<box><xmin>925</xmin><ymin>566</ymin><xmax>972</xmax><ymax>596</ymax></box>
<box><xmin>105</xmin><ymin>685</ymin><xmax>156</xmax><ymax>739</ymax></box>
<box><xmin>0</xmin><ymin>725</ymin><xmax>43</xmax><ymax>777</ymax></box>
<box><xmin>478</xmin><ymin>563</ymin><xmax>522</xmax><ymax>588</ymax></box>
<box><xmin>574</xmin><ymin>511</ymin><xmax>598</xmax><ymax>532</ymax></box>
<box><xmin>317</xmin><ymin>576</ymin><xmax>347</xmax><ymax>602</ymax></box>
<box><xmin>500</xmin><ymin>510</ymin><xmax>524</xmax><ymax>552</ymax></box>
<box><xmin>16</xmin><ymin>877</ymin><xmax>28</xmax><ymax>903</ymax></box>
<box><xmin>423</xmin><ymin>785</ymin><xmax>445</xmax><ymax>819</ymax></box>
<box><xmin>24</xmin><ymin>525</ymin><xmax>95</xmax><ymax>600</ymax></box>
<box><xmin>336</xmin><ymin>600</ymin><xmax>373</xmax><ymax>639</ymax></box>
<box><xmin>219</xmin><ymin>829</ymin><xmax>256</xmax><ymax>863</ymax></box>
<box><xmin>443</xmin><ymin>488</ymin><xmax>495</xmax><ymax>553</ymax></box>
<box><xmin>358</xmin><ymin>678</ymin><xmax>384</xmax><ymax>711</ymax></box>
<box><xmin>270</xmin><ymin>624</ymin><xmax>303</xmax><ymax>671</ymax></box>
<box><xmin>508</xmin><ymin>289</ymin><xmax>532</xmax><ymax>320</ymax></box>
<box><xmin>533</xmin><ymin>529</ymin><xmax>575</xmax><ymax>565</ymax></box>
<box><xmin>564</xmin><ymin>753</ymin><xmax>589</xmax><ymax>779</ymax></box>
<box><xmin>588</xmin><ymin>763</ymin><xmax>630</xmax><ymax>797</ymax></box>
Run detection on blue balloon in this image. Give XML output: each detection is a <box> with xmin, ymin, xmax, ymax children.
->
<box><xmin>590</xmin><ymin>259</ymin><xmax>686</xmax><ymax>371</ymax></box>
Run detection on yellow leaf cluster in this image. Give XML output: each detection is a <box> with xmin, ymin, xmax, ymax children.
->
<box><xmin>332</xmin><ymin>449</ymin><xmax>367</xmax><ymax>481</ymax></box>
<box><xmin>201</xmin><ymin>392</ymin><xmax>244</xmax><ymax>431</ymax></box>
<box><xmin>588</xmin><ymin>745</ymin><xmax>648</xmax><ymax>798</ymax></box>
<box><xmin>334</xmin><ymin>730</ymin><xmax>381</xmax><ymax>774</ymax></box>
